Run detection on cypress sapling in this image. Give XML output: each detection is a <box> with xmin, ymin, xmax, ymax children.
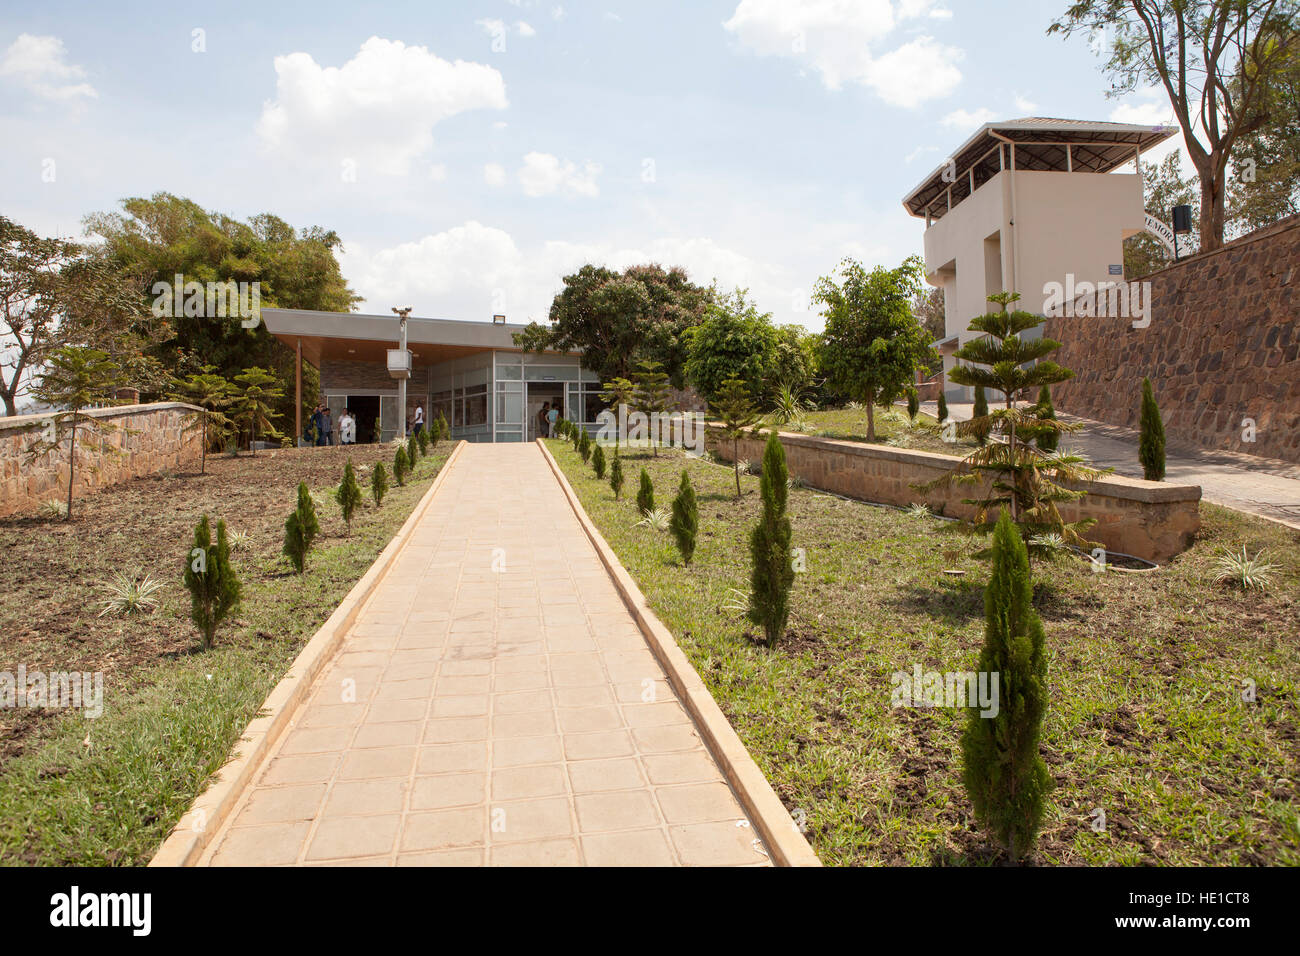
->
<box><xmin>336</xmin><ymin>459</ymin><xmax>363</xmax><ymax>533</ymax></box>
<box><xmin>748</xmin><ymin>430</ymin><xmax>793</xmax><ymax>645</ymax></box>
<box><xmin>371</xmin><ymin>461</ymin><xmax>389</xmax><ymax>506</ymax></box>
<box><xmin>183</xmin><ymin>515</ymin><xmax>241</xmax><ymax>650</ymax></box>
<box><xmin>636</xmin><ymin>468</ymin><xmax>655</xmax><ymax>515</ymax></box>
<box><xmin>670</xmin><ymin>469</ymin><xmax>698</xmax><ymax>566</ymax></box>
<box><xmin>1139</xmin><ymin>377</ymin><xmax>1166</xmax><ymax>481</ymax></box>
<box><xmin>592</xmin><ymin>443</ymin><xmax>607</xmax><ymax>479</ymax></box>
<box><xmin>610</xmin><ymin>454</ymin><xmax>624</xmax><ymax>500</ymax></box>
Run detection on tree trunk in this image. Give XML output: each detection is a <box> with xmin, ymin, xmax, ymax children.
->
<box><xmin>733</xmin><ymin>437</ymin><xmax>741</xmax><ymax>497</ymax></box>
<box><xmin>65</xmin><ymin>414</ymin><xmax>76</xmax><ymax>520</ymax></box>
<box><xmin>866</xmin><ymin>401</ymin><xmax>876</xmax><ymax>442</ymax></box>
<box><xmin>1197</xmin><ymin>153</ymin><xmax>1228</xmax><ymax>252</ymax></box>
<box><xmin>1</xmin><ymin>392</ymin><xmax>15</xmax><ymax>418</ymax></box>
<box><xmin>201</xmin><ymin>411</ymin><xmax>207</xmax><ymax>475</ymax></box>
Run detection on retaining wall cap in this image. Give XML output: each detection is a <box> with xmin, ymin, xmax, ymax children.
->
<box><xmin>0</xmin><ymin>401</ymin><xmax>204</xmax><ymax>432</ymax></box>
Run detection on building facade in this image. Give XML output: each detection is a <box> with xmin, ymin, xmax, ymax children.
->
<box><xmin>263</xmin><ymin>308</ymin><xmax>602</xmax><ymax>443</ymax></box>
<box><xmin>902</xmin><ymin>118</ymin><xmax>1176</xmax><ymax>402</ymax></box>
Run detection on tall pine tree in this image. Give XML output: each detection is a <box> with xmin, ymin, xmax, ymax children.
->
<box><xmin>748</xmin><ymin>431</ymin><xmax>793</xmax><ymax>645</ymax></box>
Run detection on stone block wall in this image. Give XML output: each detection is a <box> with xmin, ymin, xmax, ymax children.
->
<box><xmin>0</xmin><ymin>402</ymin><xmax>203</xmax><ymax>518</ymax></box>
<box><xmin>1046</xmin><ymin>214</ymin><xmax>1299</xmax><ymax>462</ymax></box>
<box><xmin>707</xmin><ymin>427</ymin><xmax>1201</xmax><ymax>563</ymax></box>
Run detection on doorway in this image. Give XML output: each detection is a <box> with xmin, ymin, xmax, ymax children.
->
<box><xmin>526</xmin><ymin>383</ymin><xmax>564</xmax><ymax>441</ymax></box>
<box><xmin>347</xmin><ymin>395</ymin><xmax>381</xmax><ymax>443</ymax></box>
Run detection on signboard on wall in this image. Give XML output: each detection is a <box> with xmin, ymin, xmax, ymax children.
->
<box><xmin>1143</xmin><ymin>212</ymin><xmax>1177</xmax><ymax>254</ymax></box>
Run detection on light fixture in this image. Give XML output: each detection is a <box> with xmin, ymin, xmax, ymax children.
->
<box><xmin>492</xmin><ymin>314</ymin><xmax>506</xmax><ymax>325</ymax></box>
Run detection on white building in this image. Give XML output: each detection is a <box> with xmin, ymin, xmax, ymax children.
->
<box><xmin>902</xmin><ymin>118</ymin><xmax>1176</xmax><ymax>401</ymax></box>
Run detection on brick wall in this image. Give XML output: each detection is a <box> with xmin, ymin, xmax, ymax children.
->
<box><xmin>1046</xmin><ymin>214</ymin><xmax>1299</xmax><ymax>462</ymax></box>
<box><xmin>707</xmin><ymin>427</ymin><xmax>1201</xmax><ymax>563</ymax></box>
<box><xmin>0</xmin><ymin>402</ymin><xmax>204</xmax><ymax>518</ymax></box>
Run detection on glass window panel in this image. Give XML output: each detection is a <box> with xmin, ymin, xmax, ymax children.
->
<box><xmin>496</xmin><ymin>391</ymin><xmax>523</xmax><ymax>424</ymax></box>
<box><xmin>466</xmin><ymin>393</ymin><xmax>487</xmax><ymax>427</ymax></box>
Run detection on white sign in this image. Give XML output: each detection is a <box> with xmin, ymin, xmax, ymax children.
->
<box><xmin>1143</xmin><ymin>213</ymin><xmax>1176</xmax><ymax>254</ymax></box>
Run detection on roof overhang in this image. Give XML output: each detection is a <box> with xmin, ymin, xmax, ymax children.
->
<box><xmin>262</xmin><ymin>308</ymin><xmax>571</xmax><ymax>368</ymax></box>
<box><xmin>903</xmin><ymin>117</ymin><xmax>1178</xmax><ymax>220</ymax></box>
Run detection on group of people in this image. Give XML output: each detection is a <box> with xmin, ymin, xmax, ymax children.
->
<box><xmin>308</xmin><ymin>404</ymin><xmax>357</xmax><ymax>446</ymax></box>
<box><xmin>537</xmin><ymin>401</ymin><xmax>559</xmax><ymax>438</ymax></box>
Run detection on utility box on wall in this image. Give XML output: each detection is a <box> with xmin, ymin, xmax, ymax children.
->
<box><xmin>386</xmin><ymin>349</ymin><xmax>411</xmax><ymax>380</ymax></box>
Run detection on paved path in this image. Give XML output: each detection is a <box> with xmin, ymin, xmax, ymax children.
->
<box><xmin>199</xmin><ymin>443</ymin><xmax>769</xmax><ymax>867</ymax></box>
<box><xmin>925</xmin><ymin>401</ymin><xmax>1300</xmax><ymax>531</ymax></box>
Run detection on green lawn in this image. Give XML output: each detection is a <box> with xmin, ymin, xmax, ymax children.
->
<box><xmin>771</xmin><ymin>405</ymin><xmax>977</xmax><ymax>455</ymax></box>
<box><xmin>548</xmin><ymin>437</ymin><xmax>1300</xmax><ymax>866</ymax></box>
<box><xmin>0</xmin><ymin>443</ymin><xmax>448</xmax><ymax>866</ymax></box>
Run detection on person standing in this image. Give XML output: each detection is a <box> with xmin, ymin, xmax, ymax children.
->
<box><xmin>322</xmin><ymin>407</ymin><xmax>334</xmax><ymax>446</ymax></box>
<box><xmin>537</xmin><ymin>402</ymin><xmax>550</xmax><ymax>440</ymax></box>
<box><xmin>340</xmin><ymin>408</ymin><xmax>356</xmax><ymax>445</ymax></box>
<box><xmin>311</xmin><ymin>404</ymin><xmax>325</xmax><ymax>446</ymax></box>
<box><xmin>413</xmin><ymin>404</ymin><xmax>425</xmax><ymax>437</ymax></box>
<box><xmin>546</xmin><ymin>403</ymin><xmax>560</xmax><ymax>438</ymax></box>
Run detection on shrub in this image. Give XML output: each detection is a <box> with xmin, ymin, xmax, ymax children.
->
<box><xmin>972</xmin><ymin>384</ymin><xmax>989</xmax><ymax>445</ymax></box>
<box><xmin>371</xmin><ymin>461</ymin><xmax>388</xmax><ymax>506</ymax></box>
<box><xmin>636</xmin><ymin>508</ymin><xmax>673</xmax><ymax>532</ymax></box>
<box><xmin>571</xmin><ymin>423</ymin><xmax>582</xmax><ymax>450</ymax></box>
<box><xmin>336</xmin><ymin>460</ymin><xmax>363</xmax><ymax>533</ymax></box>
<box><xmin>961</xmin><ymin>509</ymin><xmax>1050</xmax><ymax>864</ymax></box>
<box><xmin>748</xmin><ymin>430</ymin><xmax>793</xmax><ymax>645</ymax></box>
<box><xmin>282</xmin><ymin>482</ymin><xmax>321</xmax><ymax>574</ymax></box>
<box><xmin>711</xmin><ymin>377</ymin><xmax>759</xmax><ymax>498</ymax></box>
<box><xmin>1212</xmin><ymin>546</ymin><xmax>1278</xmax><ymax>592</ymax></box>
<box><xmin>578</xmin><ymin>429</ymin><xmax>592</xmax><ymax>463</ymax></box>
<box><xmin>937</xmin><ymin>391</ymin><xmax>949</xmax><ymax>423</ymax></box>
<box><xmin>1139</xmin><ymin>377</ymin><xmax>1166</xmax><ymax>481</ymax></box>
<box><xmin>906</xmin><ymin>388</ymin><xmax>919</xmax><ymax>420</ymax></box>
<box><xmin>610</xmin><ymin>454</ymin><xmax>624</xmax><ymax>500</ymax></box>
<box><xmin>1035</xmin><ymin>384</ymin><xmax>1059</xmax><ymax>453</ymax></box>
<box><xmin>592</xmin><ymin>443</ymin><xmax>606</xmax><ymax>479</ymax></box>
<box><xmin>407</xmin><ymin>431</ymin><xmax>420</xmax><ymax>466</ymax></box>
<box><xmin>670</xmin><ymin>469</ymin><xmax>698</xmax><ymax>565</ymax></box>
<box><xmin>184</xmin><ymin>515</ymin><xmax>241</xmax><ymax>649</ymax></box>
<box><xmin>637</xmin><ymin>468</ymin><xmax>655</xmax><ymax>515</ymax></box>
<box><xmin>416</xmin><ymin>426</ymin><xmax>429</xmax><ymax>456</ymax></box>
<box><xmin>97</xmin><ymin>571</ymin><xmax>164</xmax><ymax>618</ymax></box>
<box><xmin>394</xmin><ymin>446</ymin><xmax>410</xmax><ymax>487</ymax></box>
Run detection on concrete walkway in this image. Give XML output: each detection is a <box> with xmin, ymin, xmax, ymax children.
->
<box><xmin>199</xmin><ymin>443</ymin><xmax>770</xmax><ymax>867</ymax></box>
<box><xmin>925</xmin><ymin>401</ymin><xmax>1300</xmax><ymax>531</ymax></box>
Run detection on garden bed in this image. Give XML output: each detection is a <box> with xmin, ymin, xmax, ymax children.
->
<box><xmin>547</xmin><ymin>438</ymin><xmax>1300</xmax><ymax>865</ymax></box>
<box><xmin>0</xmin><ymin>442</ymin><xmax>449</xmax><ymax>865</ymax></box>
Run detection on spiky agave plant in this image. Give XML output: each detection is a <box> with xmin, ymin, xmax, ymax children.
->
<box><xmin>1212</xmin><ymin>546</ymin><xmax>1279</xmax><ymax>592</ymax></box>
<box><xmin>636</xmin><ymin>508</ymin><xmax>673</xmax><ymax>532</ymax></box>
<box><xmin>96</xmin><ymin>571</ymin><xmax>165</xmax><ymax>617</ymax></box>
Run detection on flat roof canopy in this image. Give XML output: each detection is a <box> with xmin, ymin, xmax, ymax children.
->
<box><xmin>903</xmin><ymin>117</ymin><xmax>1178</xmax><ymax>221</ymax></box>
<box><xmin>262</xmin><ymin>307</ymin><xmax>570</xmax><ymax>368</ymax></box>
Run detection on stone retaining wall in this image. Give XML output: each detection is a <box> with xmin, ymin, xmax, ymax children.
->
<box><xmin>706</xmin><ymin>427</ymin><xmax>1201</xmax><ymax>563</ymax></box>
<box><xmin>1047</xmin><ymin>214</ymin><xmax>1299</xmax><ymax>463</ymax></box>
<box><xmin>0</xmin><ymin>402</ymin><xmax>204</xmax><ymax>518</ymax></box>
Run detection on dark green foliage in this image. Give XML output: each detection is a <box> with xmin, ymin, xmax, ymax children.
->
<box><xmin>371</xmin><ymin>461</ymin><xmax>388</xmax><ymax>506</ymax></box>
<box><xmin>632</xmin><ymin>360</ymin><xmax>674</xmax><ymax>456</ymax></box>
<box><xmin>407</xmin><ymin>431</ymin><xmax>420</xmax><ymax>466</ymax></box>
<box><xmin>610</xmin><ymin>454</ymin><xmax>624</xmax><ymax>500</ymax></box>
<box><xmin>637</xmin><ymin>468</ymin><xmax>655</xmax><ymax>515</ymax></box>
<box><xmin>972</xmin><ymin>385</ymin><xmax>989</xmax><ymax>446</ymax></box>
<box><xmin>393</xmin><ymin>446</ymin><xmax>409</xmax><ymax>487</ymax></box>
<box><xmin>434</xmin><ymin>412</ymin><xmax>450</xmax><ymax>444</ymax></box>
<box><xmin>906</xmin><ymin>388</ymin><xmax>919</xmax><ymax>420</ymax></box>
<box><xmin>937</xmin><ymin>391</ymin><xmax>949</xmax><ymax>423</ymax></box>
<box><xmin>578</xmin><ymin>429</ymin><xmax>592</xmax><ymax>463</ymax></box>
<box><xmin>961</xmin><ymin>510</ymin><xmax>1051</xmax><ymax>863</ymax></box>
<box><xmin>592</xmin><ymin>443</ymin><xmax>607</xmax><ymax>479</ymax></box>
<box><xmin>415</xmin><ymin>426</ymin><xmax>429</xmax><ymax>456</ymax></box>
<box><xmin>1034</xmin><ymin>384</ymin><xmax>1058</xmax><ymax>453</ymax></box>
<box><xmin>335</xmin><ymin>459</ymin><xmax>363</xmax><ymax>533</ymax></box>
<box><xmin>1139</xmin><ymin>377</ymin><xmax>1166</xmax><ymax>481</ymax></box>
<box><xmin>711</xmin><ymin>376</ymin><xmax>759</xmax><ymax>498</ymax></box>
<box><xmin>183</xmin><ymin>515</ymin><xmax>241</xmax><ymax>650</ymax></box>
<box><xmin>748</xmin><ymin>430</ymin><xmax>794</xmax><ymax>645</ymax></box>
<box><xmin>571</xmin><ymin>423</ymin><xmax>582</xmax><ymax>450</ymax></box>
<box><xmin>670</xmin><ymin>469</ymin><xmax>699</xmax><ymax>566</ymax></box>
<box><xmin>282</xmin><ymin>481</ymin><xmax>320</xmax><ymax>573</ymax></box>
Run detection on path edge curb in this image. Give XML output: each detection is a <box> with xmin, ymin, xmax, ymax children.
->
<box><xmin>149</xmin><ymin>440</ymin><xmax>467</xmax><ymax>867</ymax></box>
<box><xmin>537</xmin><ymin>439</ymin><xmax>822</xmax><ymax>867</ymax></box>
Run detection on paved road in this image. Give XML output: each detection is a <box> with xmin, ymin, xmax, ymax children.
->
<box><xmin>925</xmin><ymin>401</ymin><xmax>1300</xmax><ymax>531</ymax></box>
<box><xmin>199</xmin><ymin>443</ymin><xmax>769</xmax><ymax>866</ymax></box>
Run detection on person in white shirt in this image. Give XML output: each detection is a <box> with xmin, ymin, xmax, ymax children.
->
<box><xmin>413</xmin><ymin>404</ymin><xmax>425</xmax><ymax>437</ymax></box>
<box><xmin>339</xmin><ymin>409</ymin><xmax>356</xmax><ymax>445</ymax></box>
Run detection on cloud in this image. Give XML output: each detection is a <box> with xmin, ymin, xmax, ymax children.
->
<box><xmin>722</xmin><ymin>0</ymin><xmax>962</xmax><ymax>106</ymax></box>
<box><xmin>0</xmin><ymin>34</ymin><xmax>96</xmax><ymax>101</ymax></box>
<box><xmin>1109</xmin><ymin>86</ymin><xmax>1177</xmax><ymax>128</ymax></box>
<box><xmin>340</xmin><ymin>224</ymin><xmax>777</xmax><ymax>324</ymax></box>
<box><xmin>517</xmin><ymin>152</ymin><xmax>602</xmax><ymax>197</ymax></box>
<box><xmin>476</xmin><ymin>18</ymin><xmax>537</xmax><ymax>39</ymax></box>
<box><xmin>484</xmin><ymin>163</ymin><xmax>507</xmax><ymax>186</ymax></box>
<box><xmin>256</xmin><ymin>37</ymin><xmax>507</xmax><ymax>176</ymax></box>
<box><xmin>941</xmin><ymin>107</ymin><xmax>998</xmax><ymax>130</ymax></box>
<box><xmin>516</xmin><ymin>21</ymin><xmax>537</xmax><ymax>37</ymax></box>
<box><xmin>1013</xmin><ymin>93</ymin><xmax>1038</xmax><ymax>114</ymax></box>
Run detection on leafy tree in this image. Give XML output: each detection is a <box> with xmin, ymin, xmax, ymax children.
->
<box><xmin>231</xmin><ymin>367</ymin><xmax>284</xmax><ymax>455</ymax></box>
<box><xmin>683</xmin><ymin>289</ymin><xmax>779</xmax><ymax>404</ymax></box>
<box><xmin>921</xmin><ymin>293</ymin><xmax>1105</xmax><ymax>554</ymax></box>
<box><xmin>84</xmin><ymin>193</ymin><xmax>359</xmax><ymax>421</ymax></box>
<box><xmin>609</xmin><ymin>454</ymin><xmax>625</xmax><ymax>500</ymax></box>
<box><xmin>670</xmin><ymin>469</ymin><xmax>699</xmax><ymax>566</ymax></box>
<box><xmin>600</xmin><ymin>376</ymin><xmax>636</xmax><ymax>451</ymax></box>
<box><xmin>592</xmin><ymin>442</ymin><xmax>607</xmax><ymax>479</ymax></box>
<box><xmin>1049</xmin><ymin>0</ymin><xmax>1300</xmax><ymax>250</ymax></box>
<box><xmin>371</xmin><ymin>461</ymin><xmax>389</xmax><ymax>506</ymax></box>
<box><xmin>1139</xmin><ymin>377</ymin><xmax>1167</xmax><ymax>480</ymax></box>
<box><xmin>813</xmin><ymin>256</ymin><xmax>936</xmax><ymax>441</ymax></box>
<box><xmin>962</xmin><ymin>510</ymin><xmax>1051</xmax><ymax>864</ymax></box>
<box><xmin>514</xmin><ymin>263</ymin><xmax>712</xmax><ymax>387</ymax></box>
<box><xmin>632</xmin><ymin>360</ymin><xmax>675</xmax><ymax>456</ymax></box>
<box><xmin>393</xmin><ymin>446</ymin><xmax>409</xmax><ymax>487</ymax></box>
<box><xmin>1</xmin><ymin>216</ymin><xmax>153</xmax><ymax>417</ymax></box>
<box><xmin>637</xmin><ymin>468</ymin><xmax>655</xmax><ymax>516</ymax></box>
<box><xmin>171</xmin><ymin>365</ymin><xmax>235</xmax><ymax>473</ymax></box>
<box><xmin>183</xmin><ymin>515</ymin><xmax>241</xmax><ymax>650</ymax></box>
<box><xmin>1125</xmin><ymin>152</ymin><xmax>1200</xmax><ymax>278</ymax></box>
<box><xmin>282</xmin><ymin>481</ymin><xmax>320</xmax><ymax>573</ymax></box>
<box><xmin>336</xmin><ymin>460</ymin><xmax>363</xmax><ymax>533</ymax></box>
<box><xmin>748</xmin><ymin>431</ymin><xmax>794</xmax><ymax>646</ymax></box>
<box><xmin>711</xmin><ymin>377</ymin><xmax>760</xmax><ymax>497</ymax></box>
<box><xmin>1228</xmin><ymin>32</ymin><xmax>1300</xmax><ymax>233</ymax></box>
<box><xmin>911</xmin><ymin>286</ymin><xmax>947</xmax><ymax>343</ymax></box>
<box><xmin>768</xmin><ymin>324</ymin><xmax>820</xmax><ymax>397</ymax></box>
<box><xmin>31</xmin><ymin>346</ymin><xmax>125</xmax><ymax>519</ymax></box>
